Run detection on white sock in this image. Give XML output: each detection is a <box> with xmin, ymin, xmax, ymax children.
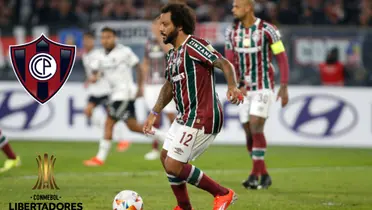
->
<box><xmin>96</xmin><ymin>139</ymin><xmax>112</xmax><ymax>162</ymax></box>
<box><xmin>151</xmin><ymin>127</ymin><xmax>166</xmax><ymax>143</ymax></box>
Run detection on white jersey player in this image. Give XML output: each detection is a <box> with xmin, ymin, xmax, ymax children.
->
<box><xmin>82</xmin><ymin>32</ymin><xmax>110</xmax><ymax>122</ymax></box>
<box><xmin>84</xmin><ymin>27</ymin><xmax>165</xmax><ymax>166</ymax></box>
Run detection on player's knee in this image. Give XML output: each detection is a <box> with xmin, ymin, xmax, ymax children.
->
<box><xmin>164</xmin><ymin>158</ymin><xmax>183</xmax><ymax>177</ymax></box>
<box><xmin>105</xmin><ymin>117</ymin><xmax>115</xmax><ymax>129</ymax></box>
<box><xmin>249</xmin><ymin>121</ymin><xmax>264</xmax><ymax>134</ymax></box>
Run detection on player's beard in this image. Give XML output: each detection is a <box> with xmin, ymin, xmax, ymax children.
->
<box><xmin>104</xmin><ymin>43</ymin><xmax>116</xmax><ymax>53</ymax></box>
<box><xmin>163</xmin><ymin>28</ymin><xmax>179</xmax><ymax>45</ymax></box>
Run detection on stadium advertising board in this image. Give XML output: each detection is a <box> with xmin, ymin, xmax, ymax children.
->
<box><xmin>0</xmin><ymin>82</ymin><xmax>371</xmax><ymax>148</ymax></box>
<box><xmin>290</xmin><ymin>29</ymin><xmax>366</xmax><ymax>67</ymax></box>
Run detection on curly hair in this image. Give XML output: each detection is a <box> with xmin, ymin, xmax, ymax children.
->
<box><xmin>160</xmin><ymin>3</ymin><xmax>196</xmax><ymax>35</ymax></box>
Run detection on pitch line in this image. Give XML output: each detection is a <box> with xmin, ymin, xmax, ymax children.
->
<box><xmin>13</xmin><ymin>165</ymin><xmax>372</xmax><ymax>180</ymax></box>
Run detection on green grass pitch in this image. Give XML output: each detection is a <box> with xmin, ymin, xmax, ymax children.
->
<box><xmin>1</xmin><ymin>141</ymin><xmax>372</xmax><ymax>210</ymax></box>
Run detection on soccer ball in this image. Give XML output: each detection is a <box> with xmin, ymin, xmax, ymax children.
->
<box><xmin>113</xmin><ymin>190</ymin><xmax>143</xmax><ymax>210</ymax></box>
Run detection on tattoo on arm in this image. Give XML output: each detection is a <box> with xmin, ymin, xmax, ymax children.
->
<box><xmin>153</xmin><ymin>80</ymin><xmax>173</xmax><ymax>113</ymax></box>
<box><xmin>213</xmin><ymin>57</ymin><xmax>238</xmax><ymax>87</ymax></box>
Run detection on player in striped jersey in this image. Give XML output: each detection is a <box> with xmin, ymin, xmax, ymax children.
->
<box><xmin>225</xmin><ymin>0</ymin><xmax>289</xmax><ymax>190</ymax></box>
<box><xmin>143</xmin><ymin>19</ymin><xmax>177</xmax><ymax>161</ymax></box>
<box><xmin>0</xmin><ymin>130</ymin><xmax>21</xmax><ymax>173</ymax></box>
<box><xmin>143</xmin><ymin>3</ymin><xmax>243</xmax><ymax>210</ymax></box>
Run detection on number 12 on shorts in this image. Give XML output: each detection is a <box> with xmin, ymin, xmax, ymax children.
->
<box><xmin>180</xmin><ymin>132</ymin><xmax>193</xmax><ymax>146</ymax></box>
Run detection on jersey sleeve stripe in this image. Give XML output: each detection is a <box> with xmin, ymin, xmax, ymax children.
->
<box><xmin>225</xmin><ymin>27</ymin><xmax>233</xmax><ymax>50</ymax></box>
<box><xmin>263</xmin><ymin>26</ymin><xmax>280</xmax><ymax>43</ymax></box>
<box><xmin>187</xmin><ymin>43</ymin><xmax>217</xmax><ymax>64</ymax></box>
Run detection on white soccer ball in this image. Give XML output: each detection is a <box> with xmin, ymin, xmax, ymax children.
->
<box><xmin>113</xmin><ymin>190</ymin><xmax>143</xmax><ymax>210</ymax></box>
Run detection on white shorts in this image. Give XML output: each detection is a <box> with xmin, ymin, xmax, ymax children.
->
<box><xmin>239</xmin><ymin>89</ymin><xmax>274</xmax><ymax>123</ymax></box>
<box><xmin>144</xmin><ymin>84</ymin><xmax>176</xmax><ymax>113</ymax></box>
<box><xmin>163</xmin><ymin>121</ymin><xmax>216</xmax><ymax>163</ymax></box>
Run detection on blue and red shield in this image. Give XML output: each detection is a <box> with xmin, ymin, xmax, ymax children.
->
<box><xmin>9</xmin><ymin>34</ymin><xmax>76</xmax><ymax>104</ymax></box>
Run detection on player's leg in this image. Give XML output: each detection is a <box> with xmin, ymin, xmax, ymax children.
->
<box><xmin>238</xmin><ymin>96</ymin><xmax>253</xmax><ymax>156</ymax></box>
<box><xmin>239</xmin><ymin>95</ymin><xmax>260</xmax><ymax>188</ymax></box>
<box><xmin>84</xmin><ymin>101</ymin><xmax>119</xmax><ymax>166</ymax></box>
<box><xmin>160</xmin><ymin>122</ymin><xmax>192</xmax><ymax>210</ymax></box>
<box><xmin>245</xmin><ymin>90</ymin><xmax>274</xmax><ymax>189</ymax></box>
<box><xmin>124</xmin><ymin>101</ymin><xmax>166</xmax><ymax>141</ymax></box>
<box><xmin>164</xmin><ymin>124</ymin><xmax>236</xmax><ymax>210</ymax></box>
<box><xmin>85</xmin><ymin>96</ymin><xmax>101</xmax><ymax>126</ymax></box>
<box><xmin>243</xmin><ymin>122</ymin><xmax>253</xmax><ymax>156</ymax></box>
<box><xmin>84</xmin><ymin>102</ymin><xmax>96</xmax><ymax>119</ymax></box>
<box><xmin>0</xmin><ymin>130</ymin><xmax>21</xmax><ymax>173</ymax></box>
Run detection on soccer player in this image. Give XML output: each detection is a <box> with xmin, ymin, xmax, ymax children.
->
<box><xmin>0</xmin><ymin>130</ymin><xmax>20</xmax><ymax>173</ymax></box>
<box><xmin>82</xmin><ymin>32</ymin><xmax>130</xmax><ymax>152</ymax></box>
<box><xmin>143</xmin><ymin>19</ymin><xmax>177</xmax><ymax>160</ymax></box>
<box><xmin>84</xmin><ymin>27</ymin><xmax>165</xmax><ymax>166</ymax></box>
<box><xmin>225</xmin><ymin>0</ymin><xmax>290</xmax><ymax>189</ymax></box>
<box><xmin>143</xmin><ymin>4</ymin><xmax>243</xmax><ymax>210</ymax></box>
<box><xmin>82</xmin><ymin>32</ymin><xmax>110</xmax><ymax>127</ymax></box>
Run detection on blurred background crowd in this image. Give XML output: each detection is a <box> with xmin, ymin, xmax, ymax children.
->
<box><xmin>0</xmin><ymin>0</ymin><xmax>372</xmax><ymax>86</ymax></box>
<box><xmin>1</xmin><ymin>0</ymin><xmax>371</xmax><ymax>27</ymax></box>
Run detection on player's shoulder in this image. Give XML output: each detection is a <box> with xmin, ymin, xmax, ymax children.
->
<box><xmin>91</xmin><ymin>48</ymin><xmax>104</xmax><ymax>56</ymax></box>
<box><xmin>262</xmin><ymin>20</ymin><xmax>279</xmax><ymax>32</ymax></box>
<box><xmin>187</xmin><ymin>35</ymin><xmax>211</xmax><ymax>47</ymax></box>
<box><xmin>115</xmin><ymin>44</ymin><xmax>132</xmax><ymax>52</ymax></box>
<box><xmin>83</xmin><ymin>48</ymin><xmax>101</xmax><ymax>59</ymax></box>
<box><xmin>261</xmin><ymin>20</ymin><xmax>281</xmax><ymax>40</ymax></box>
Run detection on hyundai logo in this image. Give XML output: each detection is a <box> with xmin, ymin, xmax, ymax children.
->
<box><xmin>0</xmin><ymin>90</ymin><xmax>54</xmax><ymax>131</ymax></box>
<box><xmin>280</xmin><ymin>94</ymin><xmax>358</xmax><ymax>138</ymax></box>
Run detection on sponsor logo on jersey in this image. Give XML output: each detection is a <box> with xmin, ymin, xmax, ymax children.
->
<box><xmin>172</xmin><ymin>73</ymin><xmax>185</xmax><ymax>82</ymax></box>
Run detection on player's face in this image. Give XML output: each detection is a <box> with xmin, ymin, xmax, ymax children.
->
<box><xmin>100</xmin><ymin>31</ymin><xmax>116</xmax><ymax>50</ymax></box>
<box><xmin>152</xmin><ymin>19</ymin><xmax>161</xmax><ymax>37</ymax></box>
<box><xmin>159</xmin><ymin>12</ymin><xmax>179</xmax><ymax>45</ymax></box>
<box><xmin>232</xmin><ymin>0</ymin><xmax>251</xmax><ymax>20</ymax></box>
<box><xmin>83</xmin><ymin>35</ymin><xmax>95</xmax><ymax>51</ymax></box>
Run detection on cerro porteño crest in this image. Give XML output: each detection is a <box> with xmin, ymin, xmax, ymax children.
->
<box><xmin>9</xmin><ymin>34</ymin><xmax>76</xmax><ymax>104</ymax></box>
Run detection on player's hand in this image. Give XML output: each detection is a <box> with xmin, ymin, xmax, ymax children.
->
<box><xmin>227</xmin><ymin>86</ymin><xmax>244</xmax><ymax>105</ymax></box>
<box><xmin>83</xmin><ymin>80</ymin><xmax>89</xmax><ymax>88</ymax></box>
<box><xmin>239</xmin><ymin>86</ymin><xmax>247</xmax><ymax>96</ymax></box>
<box><xmin>88</xmin><ymin>75</ymin><xmax>98</xmax><ymax>83</ymax></box>
<box><xmin>143</xmin><ymin>112</ymin><xmax>157</xmax><ymax>135</ymax></box>
<box><xmin>277</xmin><ymin>84</ymin><xmax>289</xmax><ymax>107</ymax></box>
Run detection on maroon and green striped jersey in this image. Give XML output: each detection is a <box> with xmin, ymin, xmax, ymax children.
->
<box><xmin>164</xmin><ymin>35</ymin><xmax>224</xmax><ymax>134</ymax></box>
<box><xmin>144</xmin><ymin>36</ymin><xmax>166</xmax><ymax>84</ymax></box>
<box><xmin>225</xmin><ymin>18</ymin><xmax>281</xmax><ymax>91</ymax></box>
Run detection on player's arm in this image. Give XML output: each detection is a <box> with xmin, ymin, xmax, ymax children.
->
<box><xmin>213</xmin><ymin>57</ymin><xmax>238</xmax><ymax>90</ymax></box>
<box><xmin>135</xmin><ymin>63</ymin><xmax>145</xmax><ymax>97</ymax></box>
<box><xmin>152</xmin><ymin>80</ymin><xmax>173</xmax><ymax>113</ymax></box>
<box><xmin>265</xmin><ymin>24</ymin><xmax>289</xmax><ymax>107</ymax></box>
<box><xmin>143</xmin><ymin>80</ymin><xmax>173</xmax><ymax>135</ymax></box>
<box><xmin>85</xmin><ymin>53</ymin><xmax>103</xmax><ymax>84</ymax></box>
<box><xmin>141</xmin><ymin>56</ymin><xmax>149</xmax><ymax>83</ymax></box>
<box><xmin>126</xmin><ymin>47</ymin><xmax>144</xmax><ymax>97</ymax></box>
